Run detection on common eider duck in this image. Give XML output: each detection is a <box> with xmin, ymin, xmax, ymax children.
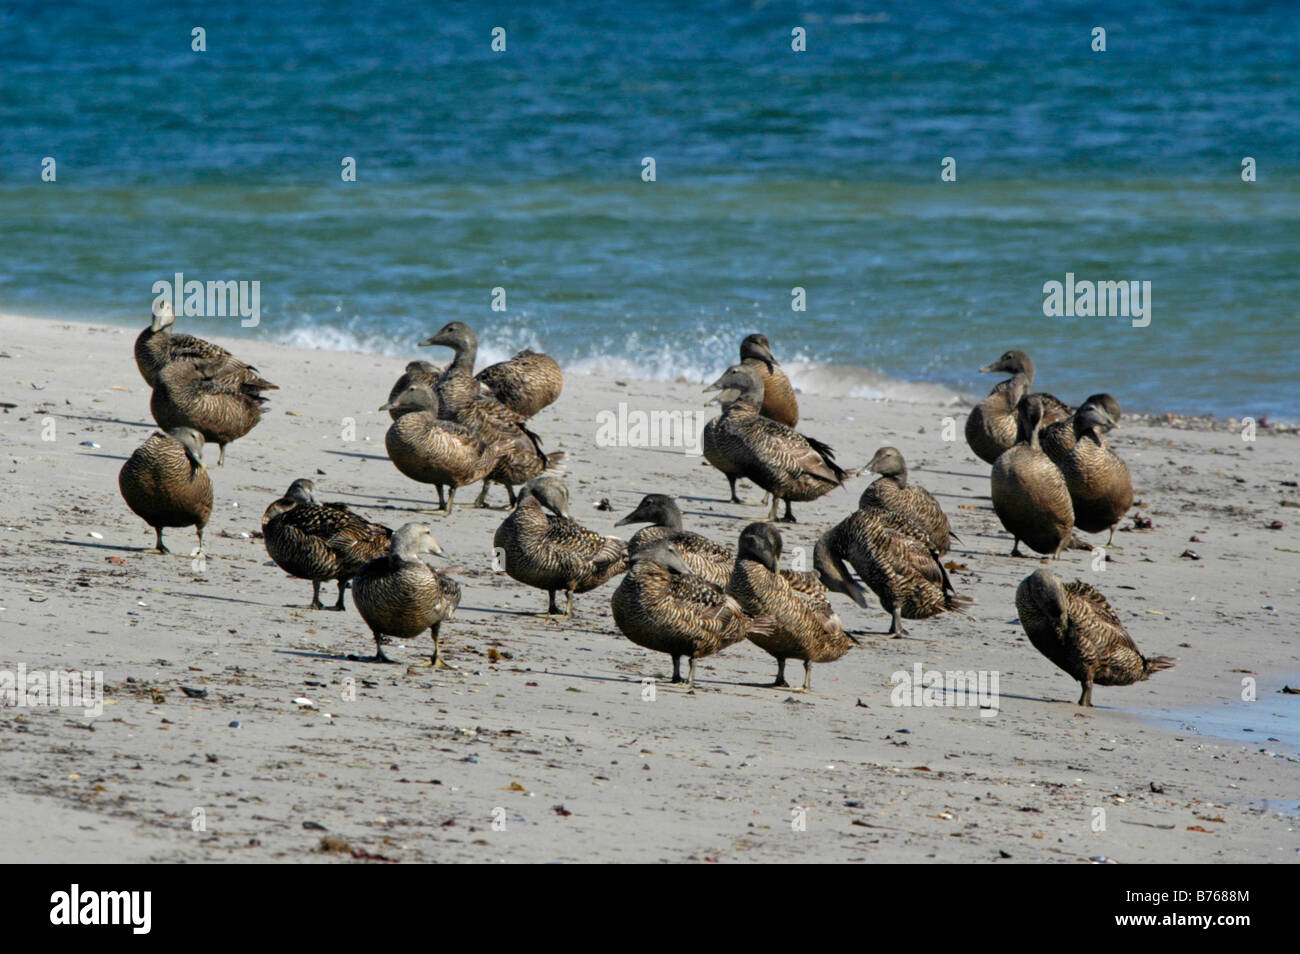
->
<box><xmin>726</xmin><ymin>523</ymin><xmax>855</xmax><ymax>690</ymax></box>
<box><xmin>702</xmin><ymin>364</ymin><xmax>850</xmax><ymax>522</ymax></box>
<box><xmin>118</xmin><ymin>427</ymin><xmax>213</xmax><ymax>554</ymax></box>
<box><xmin>990</xmin><ymin>395</ymin><xmax>1074</xmax><ymax>557</ymax></box>
<box><xmin>857</xmin><ymin>446</ymin><xmax>954</xmax><ymax>554</ymax></box>
<box><xmin>150</xmin><ymin>357</ymin><xmax>269</xmax><ymax>466</ymax></box>
<box><xmin>476</xmin><ymin>349</ymin><xmax>563</xmax><ymax>419</ymax></box>
<box><xmin>262</xmin><ymin>479</ymin><xmax>393</xmax><ymax>611</ymax></box>
<box><xmin>352</xmin><ymin>523</ymin><xmax>462</xmax><ymax>666</ymax></box>
<box><xmin>492</xmin><ymin>477</ymin><xmax>627</xmax><ymax>616</ymax></box>
<box><xmin>1056</xmin><ymin>403</ymin><xmax>1134</xmax><ymax>545</ymax></box>
<box><xmin>134</xmin><ymin>301</ymin><xmax>277</xmax><ymax>393</ymax></box>
<box><xmin>739</xmin><ymin>333</ymin><xmax>798</xmax><ymax>427</ymax></box>
<box><xmin>1016</xmin><ymin>568</ymin><xmax>1174</xmax><ymax>706</ymax></box>
<box><xmin>611</xmin><ymin>539</ymin><xmax>773</xmax><ymax>689</ymax></box>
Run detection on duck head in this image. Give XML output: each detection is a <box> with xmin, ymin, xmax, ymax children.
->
<box><xmin>737</xmin><ymin>521</ymin><xmax>781</xmax><ymax>572</ymax></box>
<box><xmin>616</xmin><ymin>493</ymin><xmax>682</xmax><ymax>531</ymax></box>
<box><xmin>705</xmin><ymin>364</ymin><xmax>765</xmax><ymax>406</ymax></box>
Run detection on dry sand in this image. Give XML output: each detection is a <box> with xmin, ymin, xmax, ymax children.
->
<box><xmin>1</xmin><ymin>316</ymin><xmax>1297</xmax><ymax>863</ymax></box>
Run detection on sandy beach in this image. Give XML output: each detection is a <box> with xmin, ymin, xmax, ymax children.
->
<box><xmin>1</xmin><ymin>315</ymin><xmax>1297</xmax><ymax>864</ymax></box>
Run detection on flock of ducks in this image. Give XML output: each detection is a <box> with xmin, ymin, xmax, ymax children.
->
<box><xmin>116</xmin><ymin>312</ymin><xmax>1173</xmax><ymax>706</ymax></box>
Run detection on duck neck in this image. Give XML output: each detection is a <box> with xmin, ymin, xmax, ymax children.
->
<box><xmin>447</xmin><ymin>343</ymin><xmax>476</xmax><ymax>377</ymax></box>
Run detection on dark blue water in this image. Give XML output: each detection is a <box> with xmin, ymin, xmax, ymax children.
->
<box><xmin>2</xmin><ymin>0</ymin><xmax>1297</xmax><ymax>418</ymax></box>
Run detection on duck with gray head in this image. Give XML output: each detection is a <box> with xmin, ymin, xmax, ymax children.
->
<box><xmin>966</xmin><ymin>349</ymin><xmax>1070</xmax><ymax>464</ymax></box>
<box><xmin>857</xmin><ymin>446</ymin><xmax>955</xmax><ymax>554</ymax></box>
<box><xmin>726</xmin><ymin>523</ymin><xmax>856</xmax><ymax>690</ymax></box>
<box><xmin>262</xmin><ymin>478</ymin><xmax>393</xmax><ymax>611</ymax></box>
<box><xmin>150</xmin><ymin>356</ymin><xmax>268</xmax><ymax>466</ymax></box>
<box><xmin>420</xmin><ymin>321</ymin><xmax>560</xmax><ymax>507</ymax></box>
<box><xmin>1057</xmin><ymin>403</ymin><xmax>1134</xmax><ymax>546</ymax></box>
<box><xmin>990</xmin><ymin>395</ymin><xmax>1075</xmax><ymax>557</ymax></box>
<box><xmin>1016</xmin><ymin>568</ymin><xmax>1174</xmax><ymax>706</ymax></box>
<box><xmin>118</xmin><ymin>427</ymin><xmax>213</xmax><ymax>554</ymax></box>
<box><xmin>493</xmin><ymin>477</ymin><xmax>628</xmax><ymax>616</ymax></box>
<box><xmin>379</xmin><ymin>381</ymin><xmax>514</xmax><ymax>513</ymax></box>
<box><xmin>135</xmin><ymin>301</ymin><xmax>278</xmax><ymax>393</ymax></box>
<box><xmin>476</xmin><ymin>348</ymin><xmax>563</xmax><ymax>419</ymax></box>
<box><xmin>739</xmin><ymin>333</ymin><xmax>798</xmax><ymax>427</ymax></box>
<box><xmin>384</xmin><ymin>361</ymin><xmax>443</xmax><ymax>421</ymax></box>
<box><xmin>702</xmin><ymin>364</ymin><xmax>851</xmax><ymax>522</ymax></box>
<box><xmin>1041</xmin><ymin>393</ymin><xmax>1122</xmax><ymax>463</ymax></box>
<box><xmin>351</xmin><ymin>523</ymin><xmax>461</xmax><ymax>666</ymax></box>
<box><xmin>611</xmin><ymin>539</ymin><xmax>774</xmax><ymax>689</ymax></box>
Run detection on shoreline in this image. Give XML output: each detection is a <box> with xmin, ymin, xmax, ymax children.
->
<box><xmin>8</xmin><ymin>311</ymin><xmax>1294</xmax><ymax>430</ymax></box>
<box><xmin>2</xmin><ymin>315</ymin><xmax>1297</xmax><ymax>863</ymax></box>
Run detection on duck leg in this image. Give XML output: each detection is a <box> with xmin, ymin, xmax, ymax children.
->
<box><xmin>779</xmin><ymin>499</ymin><xmax>797</xmax><ymax>523</ymax></box>
<box><xmin>686</xmin><ymin>657</ymin><xmax>698</xmax><ymax>690</ymax></box>
<box><xmin>670</xmin><ymin>655</ymin><xmax>684</xmax><ymax>683</ymax></box>
<box><xmin>506</xmin><ymin>483</ymin><xmax>518</xmax><ymax>508</ymax></box>
<box><xmin>1078</xmin><ymin>678</ymin><xmax>1094</xmax><ymax>707</ymax></box>
<box><xmin>802</xmin><ymin>661</ymin><xmax>813</xmax><ymax>691</ymax></box>
<box><xmin>414</xmin><ymin>623</ymin><xmax>452</xmax><ymax>668</ymax></box>
<box><xmin>565</xmin><ymin>589</ymin><xmax>575</xmax><ymax>617</ymax></box>
<box><xmin>435</xmin><ymin>485</ymin><xmax>447</xmax><ymax>511</ymax></box>
<box><xmin>311</xmin><ymin>581</ymin><xmax>325</xmax><ymax>610</ymax></box>
<box><xmin>546</xmin><ymin>590</ymin><xmax>562</xmax><ymax>615</ymax></box>
<box><xmin>217</xmin><ymin>443</ymin><xmax>227</xmax><ymax>467</ymax></box>
<box><xmin>372</xmin><ymin>634</ymin><xmax>395</xmax><ymax>664</ymax></box>
<box><xmin>888</xmin><ymin>607</ymin><xmax>908</xmax><ymax>637</ymax></box>
<box><xmin>772</xmin><ymin>657</ymin><xmax>790</xmax><ymax>688</ymax></box>
<box><xmin>1106</xmin><ymin>525</ymin><xmax>1116</xmax><ymax>547</ymax></box>
<box><xmin>767</xmin><ymin>496</ymin><xmax>780</xmax><ymax>521</ymax></box>
<box><xmin>332</xmin><ymin>579</ymin><xmax>347</xmax><ymax>611</ymax></box>
<box><xmin>154</xmin><ymin>527</ymin><xmax>169</xmax><ymax>554</ymax></box>
<box><xmin>444</xmin><ymin>486</ymin><xmax>456</xmax><ymax>514</ymax></box>
<box><xmin>474</xmin><ymin>481</ymin><xmax>491</xmax><ymax>508</ymax></box>
<box><xmin>1010</xmin><ymin>538</ymin><xmax>1026</xmax><ymax>558</ymax></box>
<box><xmin>726</xmin><ymin>476</ymin><xmax>741</xmax><ymax>505</ymax></box>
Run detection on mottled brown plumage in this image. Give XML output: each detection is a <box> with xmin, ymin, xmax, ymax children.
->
<box><xmin>616</xmin><ymin>493</ymin><xmax>828</xmax><ymax>593</ymax></box>
<box><xmin>611</xmin><ymin>540</ymin><xmax>773</xmax><ymax>688</ymax></box>
<box><xmin>726</xmin><ymin>524</ymin><xmax>855</xmax><ymax>690</ymax></box>
<box><xmin>739</xmin><ymin>333</ymin><xmax>798</xmax><ymax>427</ymax></box>
<box><xmin>352</xmin><ymin>524</ymin><xmax>462</xmax><ymax>666</ymax></box>
<box><xmin>702</xmin><ymin>364</ymin><xmax>850</xmax><ymax>522</ymax></box>
<box><xmin>134</xmin><ymin>301</ymin><xmax>278</xmax><ymax>393</ymax></box>
<box><xmin>1041</xmin><ymin>394</ymin><xmax>1122</xmax><ymax>464</ymax></box>
<box><xmin>385</xmin><ymin>361</ymin><xmax>443</xmax><ymax>421</ymax></box>
<box><xmin>858</xmin><ymin>446</ymin><xmax>954</xmax><ymax>554</ymax></box>
<box><xmin>1057</xmin><ymin>403</ymin><xmax>1134</xmax><ymax>545</ymax></box>
<box><xmin>420</xmin><ymin>321</ymin><xmax>555</xmax><ymax>506</ymax></box>
<box><xmin>380</xmin><ymin>382</ymin><xmax>512</xmax><ymax>513</ymax></box>
<box><xmin>118</xmin><ymin>427</ymin><xmax>213</xmax><ymax>554</ymax></box>
<box><xmin>476</xmin><ymin>348</ymin><xmax>563</xmax><ymax>418</ymax></box>
<box><xmin>262</xmin><ymin>479</ymin><xmax>393</xmax><ymax>610</ymax></box>
<box><xmin>493</xmin><ymin>477</ymin><xmax>628</xmax><ymax>615</ymax></box>
<box><xmin>1016</xmin><ymin>568</ymin><xmax>1174</xmax><ymax>706</ymax></box>
<box><xmin>990</xmin><ymin>396</ymin><xmax>1075</xmax><ymax>557</ymax></box>
<box><xmin>814</xmin><ymin>505</ymin><xmax>970</xmax><ymax>637</ymax></box>
<box><xmin>150</xmin><ymin>357</ymin><xmax>267</xmax><ymax>466</ymax></box>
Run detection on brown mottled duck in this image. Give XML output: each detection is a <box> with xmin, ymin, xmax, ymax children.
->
<box><xmin>476</xmin><ymin>348</ymin><xmax>563</xmax><ymax>419</ymax></box>
<box><xmin>135</xmin><ymin>301</ymin><xmax>278</xmax><ymax>393</ymax></box>
<box><xmin>493</xmin><ymin>477</ymin><xmax>628</xmax><ymax>616</ymax></box>
<box><xmin>814</xmin><ymin>505</ymin><xmax>971</xmax><ymax>637</ymax></box>
<box><xmin>118</xmin><ymin>427</ymin><xmax>213</xmax><ymax>554</ymax></box>
<box><xmin>726</xmin><ymin>523</ymin><xmax>856</xmax><ymax>690</ymax></box>
<box><xmin>990</xmin><ymin>395</ymin><xmax>1075</xmax><ymax>557</ymax></box>
<box><xmin>1016</xmin><ymin>568</ymin><xmax>1174</xmax><ymax>706</ymax></box>
<box><xmin>150</xmin><ymin>357</ymin><xmax>269</xmax><ymax>466</ymax></box>
<box><xmin>352</xmin><ymin>523</ymin><xmax>462</xmax><ymax>666</ymax></box>
<box><xmin>420</xmin><ymin>321</ymin><xmax>559</xmax><ymax>507</ymax></box>
<box><xmin>857</xmin><ymin>446</ymin><xmax>954</xmax><ymax>554</ymax></box>
<box><xmin>966</xmin><ymin>350</ymin><xmax>1070</xmax><ymax>463</ymax></box>
<box><xmin>702</xmin><ymin>364</ymin><xmax>850</xmax><ymax>522</ymax></box>
<box><xmin>1041</xmin><ymin>393</ymin><xmax>1122</xmax><ymax>464</ymax></box>
<box><xmin>611</xmin><ymin>539</ymin><xmax>773</xmax><ymax>689</ymax></box>
<box><xmin>262</xmin><ymin>478</ymin><xmax>393</xmax><ymax>611</ymax></box>
<box><xmin>379</xmin><ymin>381</ymin><xmax>513</xmax><ymax>513</ymax></box>
<box><xmin>1057</xmin><ymin>403</ymin><xmax>1134</xmax><ymax>545</ymax></box>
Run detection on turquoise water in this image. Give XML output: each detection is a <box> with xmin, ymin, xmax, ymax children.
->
<box><xmin>2</xmin><ymin>1</ymin><xmax>1297</xmax><ymax>418</ymax></box>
